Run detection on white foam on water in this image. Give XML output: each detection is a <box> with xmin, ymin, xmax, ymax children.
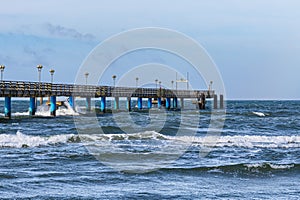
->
<box><xmin>2</xmin><ymin>129</ymin><xmax>299</xmax><ymax>149</ymax></box>
<box><xmin>63</xmin><ymin>100</ymin><xmax>79</xmax><ymax>116</ymax></box>
<box><xmin>79</xmin><ymin>131</ymin><xmax>300</xmax><ymax>148</ymax></box>
<box><xmin>178</xmin><ymin>135</ymin><xmax>300</xmax><ymax>148</ymax></box>
<box><xmin>79</xmin><ymin>131</ymin><xmax>170</xmax><ymax>142</ymax></box>
<box><xmin>252</xmin><ymin>111</ymin><xmax>266</xmax><ymax>117</ymax></box>
<box><xmin>244</xmin><ymin>163</ymin><xmax>295</xmax><ymax>170</ymax></box>
<box><xmin>268</xmin><ymin>163</ymin><xmax>295</xmax><ymax>169</ymax></box>
<box><xmin>0</xmin><ymin>130</ymin><xmax>76</xmax><ymax>148</ymax></box>
<box><xmin>9</xmin><ymin>100</ymin><xmax>79</xmax><ymax>117</ymax></box>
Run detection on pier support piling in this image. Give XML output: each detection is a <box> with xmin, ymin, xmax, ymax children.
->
<box><xmin>173</xmin><ymin>97</ymin><xmax>178</xmax><ymax>108</ymax></box>
<box><xmin>127</xmin><ymin>97</ymin><xmax>131</xmax><ymax>111</ymax></box>
<box><xmin>50</xmin><ymin>96</ymin><xmax>56</xmax><ymax>116</ymax></box>
<box><xmin>180</xmin><ymin>98</ymin><xmax>184</xmax><ymax>109</ymax></box>
<box><xmin>4</xmin><ymin>96</ymin><xmax>11</xmax><ymax>119</ymax></box>
<box><xmin>166</xmin><ymin>98</ymin><xmax>171</xmax><ymax>110</ymax></box>
<box><xmin>114</xmin><ymin>97</ymin><xmax>119</xmax><ymax>110</ymax></box>
<box><xmin>101</xmin><ymin>97</ymin><xmax>106</xmax><ymax>112</ymax></box>
<box><xmin>157</xmin><ymin>97</ymin><xmax>162</xmax><ymax>109</ymax></box>
<box><xmin>220</xmin><ymin>94</ymin><xmax>224</xmax><ymax>109</ymax></box>
<box><xmin>213</xmin><ymin>94</ymin><xmax>218</xmax><ymax>109</ymax></box>
<box><xmin>29</xmin><ymin>97</ymin><xmax>36</xmax><ymax>116</ymax></box>
<box><xmin>69</xmin><ymin>96</ymin><xmax>75</xmax><ymax>110</ymax></box>
<box><xmin>86</xmin><ymin>97</ymin><xmax>91</xmax><ymax>112</ymax></box>
<box><xmin>148</xmin><ymin>98</ymin><xmax>152</xmax><ymax>109</ymax></box>
<box><xmin>137</xmin><ymin>97</ymin><xmax>143</xmax><ymax>110</ymax></box>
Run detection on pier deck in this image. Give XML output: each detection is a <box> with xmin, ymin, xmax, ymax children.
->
<box><xmin>0</xmin><ymin>80</ymin><xmax>214</xmax><ymax>98</ymax></box>
<box><xmin>0</xmin><ymin>80</ymin><xmax>223</xmax><ymax>119</ymax></box>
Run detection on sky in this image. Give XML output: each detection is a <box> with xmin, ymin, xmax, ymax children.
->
<box><xmin>0</xmin><ymin>0</ymin><xmax>299</xmax><ymax>99</ymax></box>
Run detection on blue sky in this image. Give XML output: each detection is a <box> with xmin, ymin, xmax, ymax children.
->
<box><xmin>0</xmin><ymin>0</ymin><xmax>299</xmax><ymax>99</ymax></box>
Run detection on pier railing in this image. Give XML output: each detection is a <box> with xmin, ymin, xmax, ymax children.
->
<box><xmin>0</xmin><ymin>80</ymin><xmax>214</xmax><ymax>98</ymax></box>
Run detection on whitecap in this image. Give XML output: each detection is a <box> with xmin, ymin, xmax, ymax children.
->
<box><xmin>0</xmin><ymin>130</ymin><xmax>76</xmax><ymax>148</ymax></box>
<box><xmin>252</xmin><ymin>111</ymin><xmax>266</xmax><ymax>117</ymax></box>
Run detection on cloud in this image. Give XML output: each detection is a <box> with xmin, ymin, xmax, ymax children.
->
<box><xmin>15</xmin><ymin>23</ymin><xmax>97</xmax><ymax>42</ymax></box>
<box><xmin>43</xmin><ymin>23</ymin><xmax>96</xmax><ymax>41</ymax></box>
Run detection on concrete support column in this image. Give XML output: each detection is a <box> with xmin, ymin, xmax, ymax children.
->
<box><xmin>147</xmin><ymin>98</ymin><xmax>152</xmax><ymax>109</ymax></box>
<box><xmin>213</xmin><ymin>94</ymin><xmax>218</xmax><ymax>109</ymax></box>
<box><xmin>137</xmin><ymin>97</ymin><xmax>143</xmax><ymax>110</ymax></box>
<box><xmin>173</xmin><ymin>97</ymin><xmax>178</xmax><ymax>108</ymax></box>
<box><xmin>166</xmin><ymin>97</ymin><xmax>171</xmax><ymax>109</ymax></box>
<box><xmin>157</xmin><ymin>97</ymin><xmax>162</xmax><ymax>109</ymax></box>
<box><xmin>50</xmin><ymin>96</ymin><xmax>56</xmax><ymax>116</ymax></box>
<box><xmin>39</xmin><ymin>97</ymin><xmax>43</xmax><ymax>106</ymax></box>
<box><xmin>180</xmin><ymin>98</ymin><xmax>184</xmax><ymax>109</ymax></box>
<box><xmin>29</xmin><ymin>97</ymin><xmax>36</xmax><ymax>116</ymax></box>
<box><xmin>114</xmin><ymin>97</ymin><xmax>119</xmax><ymax>110</ymax></box>
<box><xmin>69</xmin><ymin>96</ymin><xmax>75</xmax><ymax>110</ymax></box>
<box><xmin>86</xmin><ymin>97</ymin><xmax>91</xmax><ymax>112</ymax></box>
<box><xmin>220</xmin><ymin>94</ymin><xmax>224</xmax><ymax>109</ymax></box>
<box><xmin>127</xmin><ymin>97</ymin><xmax>131</xmax><ymax>111</ymax></box>
<box><xmin>101</xmin><ymin>97</ymin><xmax>106</xmax><ymax>112</ymax></box>
<box><xmin>4</xmin><ymin>96</ymin><xmax>11</xmax><ymax>119</ymax></box>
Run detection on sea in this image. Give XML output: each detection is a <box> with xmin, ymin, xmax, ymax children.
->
<box><xmin>0</xmin><ymin>99</ymin><xmax>299</xmax><ymax>199</ymax></box>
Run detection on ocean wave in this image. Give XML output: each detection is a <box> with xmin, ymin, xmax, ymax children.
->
<box><xmin>176</xmin><ymin>135</ymin><xmax>300</xmax><ymax>148</ymax></box>
<box><xmin>84</xmin><ymin>132</ymin><xmax>300</xmax><ymax>151</ymax></box>
<box><xmin>252</xmin><ymin>111</ymin><xmax>267</xmax><ymax>117</ymax></box>
<box><xmin>5</xmin><ymin>101</ymin><xmax>79</xmax><ymax>117</ymax></box>
<box><xmin>0</xmin><ymin>131</ymin><xmax>169</xmax><ymax>148</ymax></box>
<box><xmin>80</xmin><ymin>132</ymin><xmax>300</xmax><ymax>148</ymax></box>
<box><xmin>79</xmin><ymin>131</ymin><xmax>170</xmax><ymax>142</ymax></box>
<box><xmin>0</xmin><ymin>131</ymin><xmax>78</xmax><ymax>148</ymax></box>
<box><xmin>1</xmin><ymin>130</ymin><xmax>300</xmax><ymax>149</ymax></box>
<box><xmin>162</xmin><ymin>163</ymin><xmax>300</xmax><ymax>174</ymax></box>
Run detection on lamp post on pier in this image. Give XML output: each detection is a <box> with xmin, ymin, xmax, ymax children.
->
<box><xmin>171</xmin><ymin>80</ymin><xmax>174</xmax><ymax>90</ymax></box>
<box><xmin>209</xmin><ymin>81</ymin><xmax>213</xmax><ymax>91</ymax></box>
<box><xmin>37</xmin><ymin>65</ymin><xmax>43</xmax><ymax>83</ymax></box>
<box><xmin>155</xmin><ymin>79</ymin><xmax>158</xmax><ymax>89</ymax></box>
<box><xmin>48</xmin><ymin>69</ymin><xmax>55</xmax><ymax>103</ymax></box>
<box><xmin>0</xmin><ymin>65</ymin><xmax>5</xmax><ymax>82</ymax></box>
<box><xmin>49</xmin><ymin>69</ymin><xmax>55</xmax><ymax>83</ymax></box>
<box><xmin>112</xmin><ymin>75</ymin><xmax>116</xmax><ymax>87</ymax></box>
<box><xmin>85</xmin><ymin>72</ymin><xmax>89</xmax><ymax>85</ymax></box>
<box><xmin>135</xmin><ymin>77</ymin><xmax>139</xmax><ymax>88</ymax></box>
<box><xmin>37</xmin><ymin>65</ymin><xmax>43</xmax><ymax>105</ymax></box>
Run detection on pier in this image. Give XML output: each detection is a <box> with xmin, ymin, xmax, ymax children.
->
<box><xmin>0</xmin><ymin>80</ymin><xmax>224</xmax><ymax>119</ymax></box>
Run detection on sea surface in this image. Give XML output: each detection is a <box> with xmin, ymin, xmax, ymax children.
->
<box><xmin>0</xmin><ymin>99</ymin><xmax>299</xmax><ymax>199</ymax></box>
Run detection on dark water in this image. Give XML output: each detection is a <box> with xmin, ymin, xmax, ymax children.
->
<box><xmin>0</xmin><ymin>100</ymin><xmax>299</xmax><ymax>199</ymax></box>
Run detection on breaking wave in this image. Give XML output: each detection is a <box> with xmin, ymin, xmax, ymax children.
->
<box><xmin>5</xmin><ymin>100</ymin><xmax>79</xmax><ymax>117</ymax></box>
<box><xmin>162</xmin><ymin>163</ymin><xmax>300</xmax><ymax>174</ymax></box>
<box><xmin>0</xmin><ymin>131</ymin><xmax>78</xmax><ymax>148</ymax></box>
<box><xmin>1</xmin><ymin>130</ymin><xmax>300</xmax><ymax>149</ymax></box>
